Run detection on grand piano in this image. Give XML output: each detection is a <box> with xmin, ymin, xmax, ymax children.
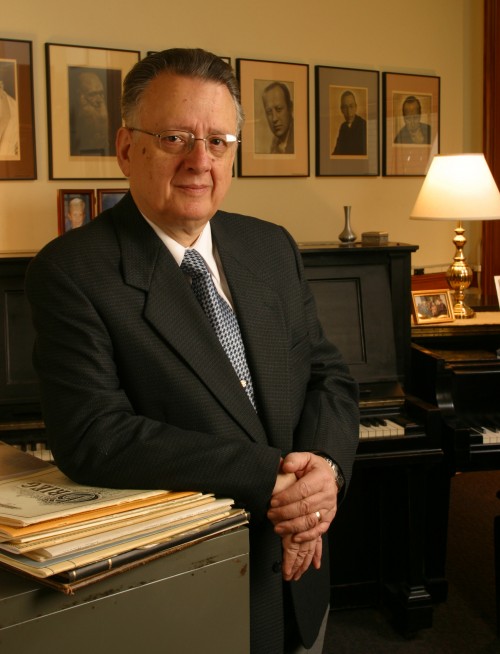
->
<box><xmin>410</xmin><ymin>312</ymin><xmax>500</xmax><ymax>474</ymax></box>
<box><xmin>409</xmin><ymin>309</ymin><xmax>500</xmax><ymax>625</ymax></box>
<box><xmin>0</xmin><ymin>246</ymin><xmax>444</xmax><ymax>635</ymax></box>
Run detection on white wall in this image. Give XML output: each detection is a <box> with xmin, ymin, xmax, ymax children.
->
<box><xmin>0</xmin><ymin>0</ymin><xmax>483</xmax><ymax>269</ymax></box>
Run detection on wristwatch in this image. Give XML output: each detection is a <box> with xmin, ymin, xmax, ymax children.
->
<box><xmin>311</xmin><ymin>451</ymin><xmax>345</xmax><ymax>491</ymax></box>
<box><xmin>324</xmin><ymin>457</ymin><xmax>345</xmax><ymax>492</ymax></box>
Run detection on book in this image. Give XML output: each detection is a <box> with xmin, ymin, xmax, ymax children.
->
<box><xmin>22</xmin><ymin>498</ymin><xmax>235</xmax><ymax>561</ymax></box>
<box><xmin>0</xmin><ymin>510</ymin><xmax>249</xmax><ymax>594</ymax></box>
<box><xmin>0</xmin><ymin>494</ymin><xmax>216</xmax><ymax>553</ymax></box>
<box><xmin>0</xmin><ymin>508</ymin><xmax>244</xmax><ymax>578</ymax></box>
<box><xmin>0</xmin><ymin>489</ymin><xmax>200</xmax><ymax>541</ymax></box>
<box><xmin>0</xmin><ymin>442</ymin><xmax>248</xmax><ymax>593</ymax></box>
<box><xmin>0</xmin><ymin>445</ymin><xmax>182</xmax><ymax>527</ymax></box>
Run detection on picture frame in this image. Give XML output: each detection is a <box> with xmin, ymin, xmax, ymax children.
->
<box><xmin>57</xmin><ymin>189</ymin><xmax>95</xmax><ymax>234</ymax></box>
<box><xmin>383</xmin><ymin>72</ymin><xmax>440</xmax><ymax>176</ymax></box>
<box><xmin>46</xmin><ymin>43</ymin><xmax>140</xmax><ymax>180</ymax></box>
<box><xmin>411</xmin><ymin>289</ymin><xmax>454</xmax><ymax>324</ymax></box>
<box><xmin>97</xmin><ymin>188</ymin><xmax>127</xmax><ymax>213</ymax></box>
<box><xmin>495</xmin><ymin>276</ymin><xmax>500</xmax><ymax>306</ymax></box>
<box><xmin>236</xmin><ymin>58</ymin><xmax>309</xmax><ymax>177</ymax></box>
<box><xmin>0</xmin><ymin>38</ymin><xmax>36</xmax><ymax>180</ymax></box>
<box><xmin>315</xmin><ymin>66</ymin><xmax>379</xmax><ymax>176</ymax></box>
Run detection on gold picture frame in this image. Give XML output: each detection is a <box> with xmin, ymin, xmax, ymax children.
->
<box><xmin>412</xmin><ymin>289</ymin><xmax>454</xmax><ymax>324</ymax></box>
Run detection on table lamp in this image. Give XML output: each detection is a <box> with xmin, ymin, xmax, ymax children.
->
<box><xmin>410</xmin><ymin>153</ymin><xmax>500</xmax><ymax>319</ymax></box>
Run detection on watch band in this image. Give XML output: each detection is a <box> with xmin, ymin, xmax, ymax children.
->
<box><xmin>310</xmin><ymin>451</ymin><xmax>345</xmax><ymax>491</ymax></box>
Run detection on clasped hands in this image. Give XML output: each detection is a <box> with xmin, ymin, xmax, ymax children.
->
<box><xmin>267</xmin><ymin>452</ymin><xmax>338</xmax><ymax>582</ymax></box>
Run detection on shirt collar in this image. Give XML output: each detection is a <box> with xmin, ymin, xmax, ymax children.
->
<box><xmin>142</xmin><ymin>216</ymin><xmax>221</xmax><ymax>283</ymax></box>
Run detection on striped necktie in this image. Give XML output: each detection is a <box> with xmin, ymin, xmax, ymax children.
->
<box><xmin>180</xmin><ymin>248</ymin><xmax>256</xmax><ymax>410</ymax></box>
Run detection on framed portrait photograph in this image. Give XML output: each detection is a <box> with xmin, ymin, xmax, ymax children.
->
<box><xmin>383</xmin><ymin>72</ymin><xmax>440</xmax><ymax>176</ymax></box>
<box><xmin>0</xmin><ymin>38</ymin><xmax>36</xmax><ymax>180</ymax></box>
<box><xmin>315</xmin><ymin>66</ymin><xmax>379</xmax><ymax>176</ymax></box>
<box><xmin>57</xmin><ymin>189</ymin><xmax>95</xmax><ymax>234</ymax></box>
<box><xmin>411</xmin><ymin>289</ymin><xmax>454</xmax><ymax>325</ymax></box>
<box><xmin>97</xmin><ymin>188</ymin><xmax>127</xmax><ymax>213</ymax></box>
<box><xmin>46</xmin><ymin>43</ymin><xmax>140</xmax><ymax>180</ymax></box>
<box><xmin>236</xmin><ymin>58</ymin><xmax>309</xmax><ymax>177</ymax></box>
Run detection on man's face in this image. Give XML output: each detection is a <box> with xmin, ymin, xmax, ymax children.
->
<box><xmin>79</xmin><ymin>73</ymin><xmax>106</xmax><ymax>111</ymax></box>
<box><xmin>403</xmin><ymin>102</ymin><xmax>422</xmax><ymax>135</ymax></box>
<box><xmin>116</xmin><ymin>73</ymin><xmax>237</xmax><ymax>243</ymax></box>
<box><xmin>340</xmin><ymin>94</ymin><xmax>357</xmax><ymax>125</ymax></box>
<box><xmin>263</xmin><ymin>86</ymin><xmax>292</xmax><ymax>140</ymax></box>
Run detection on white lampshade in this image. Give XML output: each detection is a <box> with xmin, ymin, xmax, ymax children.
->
<box><xmin>410</xmin><ymin>153</ymin><xmax>500</xmax><ymax>221</ymax></box>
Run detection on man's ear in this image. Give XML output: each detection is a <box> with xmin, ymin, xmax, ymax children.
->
<box><xmin>116</xmin><ymin>126</ymin><xmax>132</xmax><ymax>177</ymax></box>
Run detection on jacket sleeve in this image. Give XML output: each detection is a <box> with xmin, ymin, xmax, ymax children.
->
<box><xmin>283</xmin><ymin>229</ymin><xmax>360</xmax><ymax>489</ymax></box>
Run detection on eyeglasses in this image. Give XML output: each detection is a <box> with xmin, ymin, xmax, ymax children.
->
<box><xmin>127</xmin><ymin>127</ymin><xmax>240</xmax><ymax>158</ymax></box>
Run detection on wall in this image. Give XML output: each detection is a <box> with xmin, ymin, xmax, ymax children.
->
<box><xmin>1</xmin><ymin>0</ymin><xmax>483</xmax><ymax>269</ymax></box>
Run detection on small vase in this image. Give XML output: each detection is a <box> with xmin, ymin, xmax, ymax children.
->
<box><xmin>338</xmin><ymin>205</ymin><xmax>357</xmax><ymax>243</ymax></box>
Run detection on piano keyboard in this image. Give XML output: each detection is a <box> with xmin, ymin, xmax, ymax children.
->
<box><xmin>470</xmin><ymin>426</ymin><xmax>500</xmax><ymax>445</ymax></box>
<box><xmin>359</xmin><ymin>417</ymin><xmax>405</xmax><ymax>439</ymax></box>
<box><xmin>11</xmin><ymin>442</ymin><xmax>54</xmax><ymax>463</ymax></box>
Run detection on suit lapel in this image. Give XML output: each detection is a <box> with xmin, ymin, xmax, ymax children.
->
<box><xmin>114</xmin><ymin>199</ymin><xmax>267</xmax><ymax>444</ymax></box>
<box><xmin>214</xmin><ymin>223</ymin><xmax>293</xmax><ymax>451</ymax></box>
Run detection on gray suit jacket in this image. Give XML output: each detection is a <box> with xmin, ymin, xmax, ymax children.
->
<box><xmin>26</xmin><ymin>193</ymin><xmax>359</xmax><ymax>652</ymax></box>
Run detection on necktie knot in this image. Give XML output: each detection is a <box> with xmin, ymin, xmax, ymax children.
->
<box><xmin>180</xmin><ymin>248</ymin><xmax>209</xmax><ymax>280</ymax></box>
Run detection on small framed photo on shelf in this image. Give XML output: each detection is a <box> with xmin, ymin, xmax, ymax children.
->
<box><xmin>315</xmin><ymin>65</ymin><xmax>379</xmax><ymax>176</ymax></box>
<box><xmin>236</xmin><ymin>58</ymin><xmax>309</xmax><ymax>177</ymax></box>
<box><xmin>46</xmin><ymin>43</ymin><xmax>140</xmax><ymax>180</ymax></box>
<box><xmin>97</xmin><ymin>188</ymin><xmax>127</xmax><ymax>213</ymax></box>
<box><xmin>383</xmin><ymin>72</ymin><xmax>440</xmax><ymax>176</ymax></box>
<box><xmin>0</xmin><ymin>38</ymin><xmax>36</xmax><ymax>180</ymax></box>
<box><xmin>412</xmin><ymin>289</ymin><xmax>454</xmax><ymax>325</ymax></box>
<box><xmin>57</xmin><ymin>189</ymin><xmax>95</xmax><ymax>234</ymax></box>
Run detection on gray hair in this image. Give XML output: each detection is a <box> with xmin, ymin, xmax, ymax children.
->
<box><xmin>121</xmin><ymin>48</ymin><xmax>244</xmax><ymax>133</ymax></box>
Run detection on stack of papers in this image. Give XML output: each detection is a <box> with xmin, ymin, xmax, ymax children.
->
<box><xmin>0</xmin><ymin>442</ymin><xmax>248</xmax><ymax>593</ymax></box>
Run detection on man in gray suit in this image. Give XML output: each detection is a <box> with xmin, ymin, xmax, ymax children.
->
<box><xmin>26</xmin><ymin>49</ymin><xmax>359</xmax><ymax>654</ymax></box>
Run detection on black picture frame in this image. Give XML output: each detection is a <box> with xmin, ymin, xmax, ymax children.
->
<box><xmin>315</xmin><ymin>65</ymin><xmax>379</xmax><ymax>176</ymax></box>
<box><xmin>383</xmin><ymin>72</ymin><xmax>440</xmax><ymax>176</ymax></box>
<box><xmin>46</xmin><ymin>43</ymin><xmax>140</xmax><ymax>180</ymax></box>
<box><xmin>0</xmin><ymin>38</ymin><xmax>36</xmax><ymax>180</ymax></box>
<box><xmin>237</xmin><ymin>58</ymin><xmax>309</xmax><ymax>177</ymax></box>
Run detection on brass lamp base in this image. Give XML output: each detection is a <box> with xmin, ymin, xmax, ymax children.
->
<box><xmin>446</xmin><ymin>220</ymin><xmax>475</xmax><ymax>319</ymax></box>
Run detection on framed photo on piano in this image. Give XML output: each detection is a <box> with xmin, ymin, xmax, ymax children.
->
<box><xmin>411</xmin><ymin>289</ymin><xmax>454</xmax><ymax>325</ymax></box>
